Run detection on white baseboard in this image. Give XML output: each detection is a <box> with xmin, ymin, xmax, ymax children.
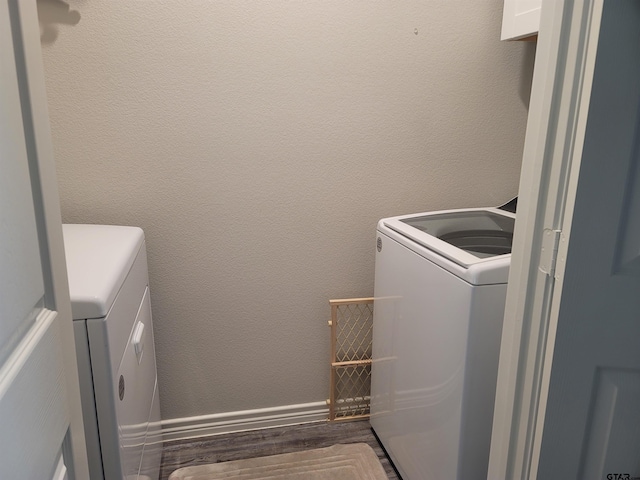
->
<box><xmin>160</xmin><ymin>401</ymin><xmax>330</xmax><ymax>443</ymax></box>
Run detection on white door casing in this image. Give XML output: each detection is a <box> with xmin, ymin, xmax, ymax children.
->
<box><xmin>0</xmin><ymin>0</ymin><xmax>89</xmax><ymax>478</ymax></box>
<box><xmin>489</xmin><ymin>0</ymin><xmax>602</xmax><ymax>475</ymax></box>
<box><xmin>534</xmin><ymin>0</ymin><xmax>640</xmax><ymax>477</ymax></box>
<box><xmin>490</xmin><ymin>0</ymin><xmax>640</xmax><ymax>478</ymax></box>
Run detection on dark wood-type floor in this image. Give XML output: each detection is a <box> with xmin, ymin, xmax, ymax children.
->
<box><xmin>159</xmin><ymin>419</ymin><xmax>400</xmax><ymax>480</ymax></box>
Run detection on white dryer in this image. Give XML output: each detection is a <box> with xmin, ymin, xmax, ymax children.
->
<box><xmin>370</xmin><ymin>207</ymin><xmax>515</xmax><ymax>480</ymax></box>
<box><xmin>63</xmin><ymin>224</ymin><xmax>162</xmax><ymax>480</ymax></box>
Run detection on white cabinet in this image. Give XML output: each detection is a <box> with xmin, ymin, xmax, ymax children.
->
<box><xmin>501</xmin><ymin>0</ymin><xmax>541</xmax><ymax>40</ymax></box>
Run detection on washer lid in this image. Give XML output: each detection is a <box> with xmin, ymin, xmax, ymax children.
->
<box><xmin>382</xmin><ymin>207</ymin><xmax>515</xmax><ymax>280</ymax></box>
<box><xmin>63</xmin><ymin>224</ymin><xmax>144</xmax><ymax>320</ymax></box>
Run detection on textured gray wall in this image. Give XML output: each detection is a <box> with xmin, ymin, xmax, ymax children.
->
<box><xmin>39</xmin><ymin>0</ymin><xmax>534</xmax><ymax>419</ymax></box>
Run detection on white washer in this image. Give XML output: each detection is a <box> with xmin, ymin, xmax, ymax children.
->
<box><xmin>63</xmin><ymin>224</ymin><xmax>162</xmax><ymax>480</ymax></box>
<box><xmin>370</xmin><ymin>207</ymin><xmax>515</xmax><ymax>480</ymax></box>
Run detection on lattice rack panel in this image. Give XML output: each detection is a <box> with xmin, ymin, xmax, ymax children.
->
<box><xmin>327</xmin><ymin>297</ymin><xmax>374</xmax><ymax>422</ymax></box>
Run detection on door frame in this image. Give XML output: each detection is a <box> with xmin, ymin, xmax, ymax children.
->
<box><xmin>7</xmin><ymin>1</ymin><xmax>89</xmax><ymax>477</ymax></box>
<box><xmin>5</xmin><ymin>0</ymin><xmax>611</xmax><ymax>478</ymax></box>
<box><xmin>488</xmin><ymin>0</ymin><xmax>604</xmax><ymax>478</ymax></box>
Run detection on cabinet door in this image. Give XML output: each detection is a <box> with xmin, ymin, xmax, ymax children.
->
<box><xmin>501</xmin><ymin>0</ymin><xmax>541</xmax><ymax>40</ymax></box>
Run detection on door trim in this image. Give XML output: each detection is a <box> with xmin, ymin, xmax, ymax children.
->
<box><xmin>488</xmin><ymin>0</ymin><xmax>604</xmax><ymax>478</ymax></box>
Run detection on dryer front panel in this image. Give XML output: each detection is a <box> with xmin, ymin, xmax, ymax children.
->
<box><xmin>116</xmin><ymin>287</ymin><xmax>159</xmax><ymax>480</ymax></box>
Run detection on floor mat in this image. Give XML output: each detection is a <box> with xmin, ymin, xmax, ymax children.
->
<box><xmin>168</xmin><ymin>443</ymin><xmax>388</xmax><ymax>480</ymax></box>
